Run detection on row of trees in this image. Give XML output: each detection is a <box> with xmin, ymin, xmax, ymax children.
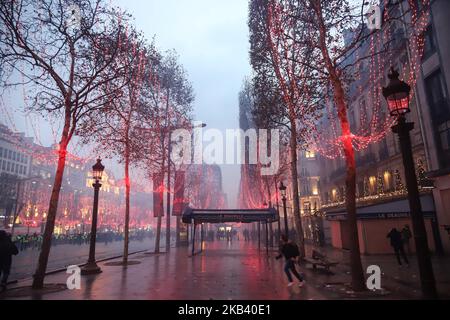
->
<box><xmin>0</xmin><ymin>0</ymin><xmax>193</xmax><ymax>289</ymax></box>
<box><xmin>247</xmin><ymin>0</ymin><xmax>430</xmax><ymax>291</ymax></box>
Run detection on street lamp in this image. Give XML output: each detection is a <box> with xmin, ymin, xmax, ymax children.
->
<box><xmin>383</xmin><ymin>68</ymin><xmax>437</xmax><ymax>299</ymax></box>
<box><xmin>172</xmin><ymin>122</ymin><xmax>206</xmax><ymax>248</ymax></box>
<box><xmin>81</xmin><ymin>158</ymin><xmax>104</xmax><ymax>275</ymax></box>
<box><xmin>279</xmin><ymin>181</ymin><xmax>289</xmax><ymax>239</ymax></box>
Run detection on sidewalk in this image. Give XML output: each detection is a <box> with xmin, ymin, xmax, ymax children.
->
<box><xmin>302</xmin><ymin>243</ymin><xmax>450</xmax><ymax>299</ymax></box>
<box><xmin>1</xmin><ymin>240</ymin><xmax>449</xmax><ymax>300</ymax></box>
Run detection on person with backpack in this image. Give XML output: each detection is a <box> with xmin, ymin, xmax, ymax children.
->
<box><xmin>276</xmin><ymin>235</ymin><xmax>305</xmax><ymax>287</ymax></box>
<box><xmin>0</xmin><ymin>230</ymin><xmax>19</xmax><ymax>292</ymax></box>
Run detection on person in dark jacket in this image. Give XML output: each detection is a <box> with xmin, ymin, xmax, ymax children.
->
<box><xmin>0</xmin><ymin>230</ymin><xmax>19</xmax><ymax>292</ymax></box>
<box><xmin>387</xmin><ymin>228</ymin><xmax>409</xmax><ymax>266</ymax></box>
<box><xmin>276</xmin><ymin>235</ymin><xmax>305</xmax><ymax>287</ymax></box>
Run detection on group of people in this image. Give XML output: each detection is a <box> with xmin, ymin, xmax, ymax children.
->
<box><xmin>387</xmin><ymin>225</ymin><xmax>412</xmax><ymax>266</ymax></box>
<box><xmin>11</xmin><ymin>229</ymin><xmax>155</xmax><ymax>252</ymax></box>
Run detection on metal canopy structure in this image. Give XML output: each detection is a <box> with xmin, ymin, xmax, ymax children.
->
<box><xmin>182</xmin><ymin>207</ymin><xmax>278</xmax><ymax>224</ymax></box>
<box><xmin>181</xmin><ymin>207</ymin><xmax>279</xmax><ymax>256</ymax></box>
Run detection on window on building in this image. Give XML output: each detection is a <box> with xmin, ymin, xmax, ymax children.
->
<box><xmin>0</xmin><ymin>147</ymin><xmax>3</xmax><ymax>158</ymax></box>
<box><xmin>438</xmin><ymin>121</ymin><xmax>450</xmax><ymax>152</ymax></box>
<box><xmin>357</xmin><ymin>181</ymin><xmax>364</xmax><ymax>198</ymax></box>
<box><xmin>8</xmin><ymin>150</ymin><xmax>12</xmax><ymax>160</ymax></box>
<box><xmin>1</xmin><ymin>161</ymin><xmax>5</xmax><ymax>170</ymax></box>
<box><xmin>425</xmin><ymin>70</ymin><xmax>448</xmax><ymax>118</ymax></box>
<box><xmin>6</xmin><ymin>162</ymin><xmax>11</xmax><ymax>172</ymax></box>
<box><xmin>383</xmin><ymin>171</ymin><xmax>392</xmax><ymax>192</ymax></box>
<box><xmin>305</xmin><ymin>150</ymin><xmax>315</xmax><ymax>159</ymax></box>
<box><xmin>425</xmin><ymin>70</ymin><xmax>450</xmax><ymax>167</ymax></box>
<box><xmin>423</xmin><ymin>24</ymin><xmax>436</xmax><ymax>59</ymax></box>
<box><xmin>369</xmin><ymin>176</ymin><xmax>377</xmax><ymax>195</ymax></box>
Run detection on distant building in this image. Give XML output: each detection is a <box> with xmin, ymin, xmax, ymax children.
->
<box><xmin>186</xmin><ymin>164</ymin><xmax>226</xmax><ymax>209</ymax></box>
<box><xmin>0</xmin><ymin>124</ymin><xmax>34</xmax><ymax>227</ymax></box>
<box><xmin>297</xmin><ymin>150</ymin><xmax>329</xmax><ymax>245</ymax></box>
<box><xmin>0</xmin><ymin>124</ymin><xmax>33</xmax><ymax>178</ymax></box>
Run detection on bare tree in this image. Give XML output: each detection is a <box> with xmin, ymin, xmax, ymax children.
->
<box><xmin>139</xmin><ymin>50</ymin><xmax>194</xmax><ymax>253</ymax></box>
<box><xmin>77</xmin><ymin>33</ymin><xmax>158</xmax><ymax>264</ymax></box>
<box><xmin>249</xmin><ymin>0</ymin><xmax>323</xmax><ymax>256</ymax></box>
<box><xmin>257</xmin><ymin>0</ymin><xmax>431</xmax><ymax>291</ymax></box>
<box><xmin>0</xmin><ymin>0</ymin><xmax>133</xmax><ymax>288</ymax></box>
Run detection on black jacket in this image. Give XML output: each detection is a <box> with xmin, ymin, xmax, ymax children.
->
<box><xmin>276</xmin><ymin>242</ymin><xmax>300</xmax><ymax>260</ymax></box>
<box><xmin>0</xmin><ymin>237</ymin><xmax>19</xmax><ymax>268</ymax></box>
<box><xmin>387</xmin><ymin>229</ymin><xmax>403</xmax><ymax>248</ymax></box>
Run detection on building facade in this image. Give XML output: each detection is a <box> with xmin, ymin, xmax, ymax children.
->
<box><xmin>318</xmin><ymin>1</ymin><xmax>448</xmax><ymax>254</ymax></box>
<box><xmin>415</xmin><ymin>0</ymin><xmax>450</xmax><ymax>253</ymax></box>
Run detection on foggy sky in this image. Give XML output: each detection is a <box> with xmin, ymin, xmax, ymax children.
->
<box><xmin>1</xmin><ymin>0</ymin><xmax>251</xmax><ymax>207</ymax></box>
<box><xmin>113</xmin><ymin>0</ymin><xmax>251</xmax><ymax>207</ymax></box>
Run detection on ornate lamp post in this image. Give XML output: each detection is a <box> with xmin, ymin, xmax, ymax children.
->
<box><xmin>81</xmin><ymin>158</ymin><xmax>104</xmax><ymax>275</ymax></box>
<box><xmin>383</xmin><ymin>68</ymin><xmax>437</xmax><ymax>299</ymax></box>
<box><xmin>279</xmin><ymin>181</ymin><xmax>289</xmax><ymax>239</ymax></box>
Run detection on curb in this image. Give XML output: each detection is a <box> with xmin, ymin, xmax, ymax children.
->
<box><xmin>10</xmin><ymin>249</ymin><xmax>152</xmax><ymax>285</ymax></box>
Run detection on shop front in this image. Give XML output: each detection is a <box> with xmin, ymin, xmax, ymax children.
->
<box><xmin>324</xmin><ymin>194</ymin><xmax>443</xmax><ymax>255</ymax></box>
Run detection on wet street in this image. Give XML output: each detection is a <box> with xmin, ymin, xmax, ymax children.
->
<box><xmin>4</xmin><ymin>239</ymin><xmax>450</xmax><ymax>300</ymax></box>
<box><xmin>6</xmin><ymin>240</ymin><xmax>327</xmax><ymax>300</ymax></box>
<box><xmin>9</xmin><ymin>237</ymin><xmax>170</xmax><ymax>281</ymax></box>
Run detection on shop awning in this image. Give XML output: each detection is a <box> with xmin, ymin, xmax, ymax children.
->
<box><xmin>324</xmin><ymin>193</ymin><xmax>436</xmax><ymax>221</ymax></box>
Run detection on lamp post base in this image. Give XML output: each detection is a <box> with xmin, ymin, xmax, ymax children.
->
<box><xmin>81</xmin><ymin>262</ymin><xmax>102</xmax><ymax>275</ymax></box>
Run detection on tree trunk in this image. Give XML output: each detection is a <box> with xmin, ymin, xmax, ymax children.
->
<box><xmin>330</xmin><ymin>69</ymin><xmax>366</xmax><ymax>292</ymax></box>
<box><xmin>165</xmin><ymin>88</ymin><xmax>171</xmax><ymax>251</ymax></box>
<box><xmin>289</xmin><ymin>121</ymin><xmax>305</xmax><ymax>258</ymax></box>
<box><xmin>312</xmin><ymin>0</ymin><xmax>366</xmax><ymax>292</ymax></box>
<box><xmin>32</xmin><ymin>139</ymin><xmax>68</xmax><ymax>289</ymax></box>
<box><xmin>154</xmin><ymin>216</ymin><xmax>162</xmax><ymax>253</ymax></box>
<box><xmin>123</xmin><ymin>145</ymin><xmax>131</xmax><ymax>264</ymax></box>
<box><xmin>166</xmin><ymin>139</ymin><xmax>171</xmax><ymax>251</ymax></box>
<box><xmin>265</xmin><ymin>177</ymin><xmax>274</xmax><ymax>247</ymax></box>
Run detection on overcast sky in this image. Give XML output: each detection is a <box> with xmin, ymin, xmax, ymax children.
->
<box><xmin>114</xmin><ymin>0</ymin><xmax>251</xmax><ymax>207</ymax></box>
<box><xmin>1</xmin><ymin>0</ymin><xmax>251</xmax><ymax>207</ymax></box>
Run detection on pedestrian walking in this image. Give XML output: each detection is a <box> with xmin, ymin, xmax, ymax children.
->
<box><xmin>0</xmin><ymin>230</ymin><xmax>19</xmax><ymax>292</ymax></box>
<box><xmin>387</xmin><ymin>228</ymin><xmax>409</xmax><ymax>266</ymax></box>
<box><xmin>401</xmin><ymin>225</ymin><xmax>412</xmax><ymax>254</ymax></box>
<box><xmin>276</xmin><ymin>235</ymin><xmax>305</xmax><ymax>287</ymax></box>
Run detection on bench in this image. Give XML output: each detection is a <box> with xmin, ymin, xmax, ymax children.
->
<box><xmin>304</xmin><ymin>250</ymin><xmax>339</xmax><ymax>273</ymax></box>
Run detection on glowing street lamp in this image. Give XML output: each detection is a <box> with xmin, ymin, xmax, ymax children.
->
<box><xmin>279</xmin><ymin>181</ymin><xmax>289</xmax><ymax>239</ymax></box>
<box><xmin>383</xmin><ymin>68</ymin><xmax>437</xmax><ymax>299</ymax></box>
<box><xmin>383</xmin><ymin>68</ymin><xmax>411</xmax><ymax>116</ymax></box>
<box><xmin>81</xmin><ymin>158</ymin><xmax>104</xmax><ymax>275</ymax></box>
